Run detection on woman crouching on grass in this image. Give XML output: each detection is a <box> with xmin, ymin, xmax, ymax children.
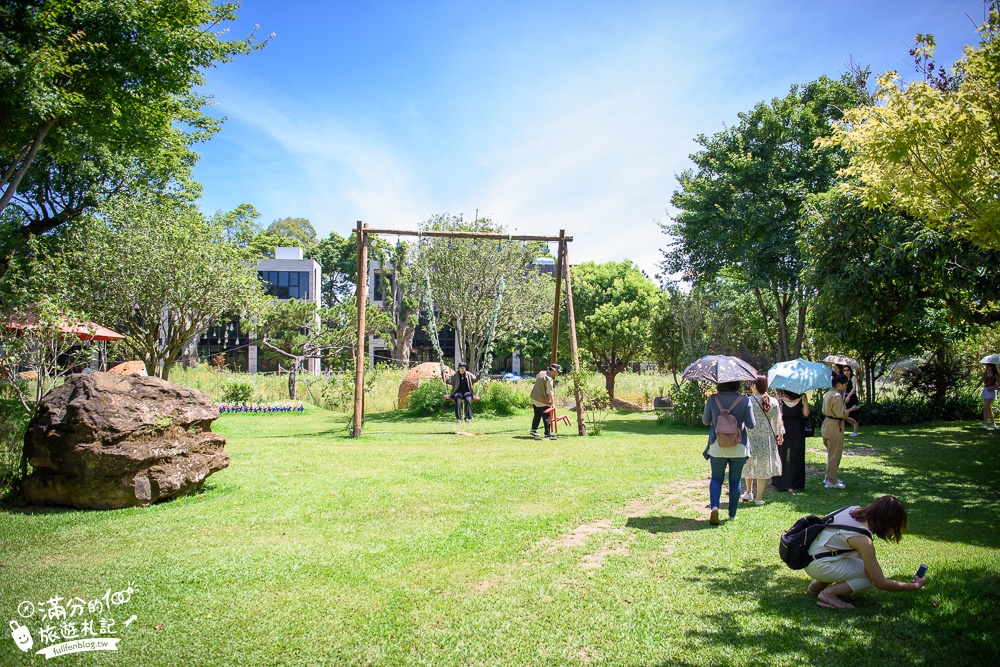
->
<box><xmin>806</xmin><ymin>495</ymin><xmax>926</xmax><ymax>610</ymax></box>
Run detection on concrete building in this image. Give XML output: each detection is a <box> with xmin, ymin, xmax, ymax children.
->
<box><xmin>197</xmin><ymin>247</ymin><xmax>322</xmax><ymax>373</ymax></box>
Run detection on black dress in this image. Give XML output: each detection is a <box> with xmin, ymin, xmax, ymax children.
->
<box><xmin>772</xmin><ymin>399</ymin><xmax>806</xmax><ymax>491</ymax></box>
<box><xmin>845</xmin><ymin>378</ymin><xmax>859</xmax><ymax>410</ymax></box>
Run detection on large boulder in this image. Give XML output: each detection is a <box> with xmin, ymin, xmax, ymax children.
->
<box><xmin>398</xmin><ymin>362</ymin><xmax>453</xmax><ymax>409</ymax></box>
<box><xmin>23</xmin><ymin>373</ymin><xmax>229</xmax><ymax>510</ymax></box>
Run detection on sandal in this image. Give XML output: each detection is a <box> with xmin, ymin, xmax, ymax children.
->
<box><xmin>816</xmin><ymin>592</ymin><xmax>854</xmax><ymax>610</ymax></box>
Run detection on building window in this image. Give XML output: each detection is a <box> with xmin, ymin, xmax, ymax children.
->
<box><xmin>259</xmin><ymin>271</ymin><xmax>311</xmax><ymax>300</ymax></box>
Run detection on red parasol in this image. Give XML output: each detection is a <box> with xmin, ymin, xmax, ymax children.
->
<box><xmin>4</xmin><ymin>313</ymin><xmax>124</xmax><ymax>342</ymax></box>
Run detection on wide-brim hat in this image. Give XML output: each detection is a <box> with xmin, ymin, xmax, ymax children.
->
<box><xmin>549</xmin><ymin>363</ymin><xmax>563</xmax><ymax>373</ymax></box>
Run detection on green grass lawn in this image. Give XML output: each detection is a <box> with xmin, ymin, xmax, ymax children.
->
<box><xmin>2</xmin><ymin>410</ymin><xmax>998</xmax><ymax>666</ymax></box>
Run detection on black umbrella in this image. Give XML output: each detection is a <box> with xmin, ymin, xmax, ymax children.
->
<box><xmin>682</xmin><ymin>355</ymin><xmax>758</xmax><ymax>384</ymax></box>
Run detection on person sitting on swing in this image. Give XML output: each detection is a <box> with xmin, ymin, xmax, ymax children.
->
<box><xmin>449</xmin><ymin>363</ymin><xmax>478</xmax><ymax>424</ymax></box>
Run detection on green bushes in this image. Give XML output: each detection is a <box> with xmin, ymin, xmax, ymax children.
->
<box><xmin>480</xmin><ymin>380</ymin><xmax>530</xmax><ymax>415</ymax></box>
<box><xmin>0</xmin><ymin>402</ymin><xmax>29</xmax><ymax>500</ymax></box>
<box><xmin>669</xmin><ymin>381</ymin><xmax>710</xmax><ymax>426</ymax></box>
<box><xmin>407</xmin><ymin>378</ymin><xmax>531</xmax><ymax>417</ymax></box>
<box><xmin>406</xmin><ymin>379</ymin><xmax>448</xmax><ymax>415</ymax></box>
<box><xmin>810</xmin><ymin>389</ymin><xmax>981</xmax><ymax>427</ymax></box>
<box><xmin>221</xmin><ymin>378</ymin><xmax>256</xmax><ymax>404</ymax></box>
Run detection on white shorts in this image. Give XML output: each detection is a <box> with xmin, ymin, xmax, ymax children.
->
<box><xmin>804</xmin><ymin>554</ymin><xmax>872</xmax><ymax>592</ymax></box>
<box><xmin>983</xmin><ymin>388</ymin><xmax>997</xmax><ymax>401</ymax></box>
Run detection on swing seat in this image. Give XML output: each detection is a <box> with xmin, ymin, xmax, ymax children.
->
<box><xmin>445</xmin><ymin>395</ymin><xmax>481</xmax><ymax>403</ymax></box>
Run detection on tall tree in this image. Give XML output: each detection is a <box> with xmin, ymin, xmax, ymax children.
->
<box><xmin>570</xmin><ymin>260</ymin><xmax>659</xmax><ymax>400</ymax></box>
<box><xmin>0</xmin><ymin>0</ymin><xmax>268</xmax><ymax>274</ymax></box>
<box><xmin>31</xmin><ymin>194</ymin><xmax>267</xmax><ymax>380</ymax></box>
<box><xmin>827</xmin><ymin>4</ymin><xmax>1000</xmax><ymax>250</ymax></box>
<box><xmin>662</xmin><ymin>75</ymin><xmax>868</xmax><ymax>360</ymax></box>
<box><xmin>267</xmin><ymin>217</ymin><xmax>317</xmax><ymax>248</ymax></box>
<box><xmin>256</xmin><ymin>297</ymin><xmax>391</xmax><ymax>399</ymax></box>
<box><xmin>801</xmin><ymin>189</ymin><xmax>982</xmax><ymax>401</ymax></box>
<box><xmin>420</xmin><ymin>214</ymin><xmax>553</xmax><ymax>374</ymax></box>
<box><xmin>372</xmin><ymin>239</ymin><xmax>424</xmax><ymax>367</ymax></box>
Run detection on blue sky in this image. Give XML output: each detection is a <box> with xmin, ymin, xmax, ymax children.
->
<box><xmin>193</xmin><ymin>0</ymin><xmax>988</xmax><ymax>278</ymax></box>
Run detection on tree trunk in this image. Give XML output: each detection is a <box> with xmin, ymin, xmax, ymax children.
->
<box><xmin>771</xmin><ymin>288</ymin><xmax>790</xmax><ymax>361</ymax></box>
<box><xmin>604</xmin><ymin>368</ymin><xmax>619</xmax><ymax>400</ymax></box>
<box><xmin>793</xmin><ymin>301</ymin><xmax>807</xmax><ymax>359</ymax></box>
<box><xmin>288</xmin><ymin>359</ymin><xmax>300</xmax><ymax>400</ymax></box>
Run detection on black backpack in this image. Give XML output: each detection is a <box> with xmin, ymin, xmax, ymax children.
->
<box><xmin>779</xmin><ymin>507</ymin><xmax>873</xmax><ymax>570</ymax></box>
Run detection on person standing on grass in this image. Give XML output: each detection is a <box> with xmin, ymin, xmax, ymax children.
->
<box><xmin>741</xmin><ymin>375</ymin><xmax>784</xmax><ymax>506</ymax></box>
<box><xmin>772</xmin><ymin>390</ymin><xmax>809</xmax><ymax>493</ymax></box>
<box><xmin>448</xmin><ymin>363</ymin><xmax>478</xmax><ymax>424</ymax></box>
<box><xmin>975</xmin><ymin>363</ymin><xmax>997</xmax><ymax>429</ymax></box>
<box><xmin>702</xmin><ymin>381</ymin><xmax>756</xmax><ymax>525</ymax></box>
<box><xmin>822</xmin><ymin>374</ymin><xmax>857</xmax><ymax>489</ymax></box>
<box><xmin>844</xmin><ymin>365</ymin><xmax>861</xmax><ymax>437</ymax></box>
<box><xmin>529</xmin><ymin>363</ymin><xmax>561</xmax><ymax>440</ymax></box>
<box><xmin>807</xmin><ymin>495</ymin><xmax>926</xmax><ymax>610</ymax></box>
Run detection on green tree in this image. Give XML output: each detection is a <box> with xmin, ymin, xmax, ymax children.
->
<box><xmin>267</xmin><ymin>217</ymin><xmax>317</xmax><ymax>248</ymax></box>
<box><xmin>255</xmin><ymin>297</ymin><xmax>391</xmax><ymax>399</ymax></box>
<box><xmin>663</xmin><ymin>75</ymin><xmax>868</xmax><ymax>360</ymax></box>
<box><xmin>420</xmin><ymin>214</ymin><xmax>553</xmax><ymax>374</ymax></box>
<box><xmin>827</xmin><ymin>5</ymin><xmax>1000</xmax><ymax>250</ymax></box>
<box><xmin>570</xmin><ymin>260</ymin><xmax>659</xmax><ymax>400</ymax></box>
<box><xmin>0</xmin><ymin>0</ymin><xmax>268</xmax><ymax>274</ymax></box>
<box><xmin>801</xmin><ymin>189</ymin><xmax>977</xmax><ymax>401</ymax></box>
<box><xmin>309</xmin><ymin>230</ymin><xmax>391</xmax><ymax>307</ymax></box>
<box><xmin>31</xmin><ymin>194</ymin><xmax>267</xmax><ymax>380</ymax></box>
<box><xmin>372</xmin><ymin>239</ymin><xmax>424</xmax><ymax>367</ymax></box>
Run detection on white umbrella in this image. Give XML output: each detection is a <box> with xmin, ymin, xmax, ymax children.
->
<box><xmin>981</xmin><ymin>354</ymin><xmax>1000</xmax><ymax>365</ymax></box>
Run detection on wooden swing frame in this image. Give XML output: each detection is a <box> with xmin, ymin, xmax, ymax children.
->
<box><xmin>351</xmin><ymin>221</ymin><xmax>586</xmax><ymax>437</ymax></box>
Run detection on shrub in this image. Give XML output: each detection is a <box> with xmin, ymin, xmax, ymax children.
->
<box><xmin>0</xmin><ymin>401</ymin><xmax>29</xmax><ymax>500</ymax></box>
<box><xmin>221</xmin><ymin>378</ymin><xmax>256</xmax><ymax>404</ymax></box>
<box><xmin>901</xmin><ymin>355</ymin><xmax>965</xmax><ymax>402</ymax></box>
<box><xmin>670</xmin><ymin>381</ymin><xmax>710</xmax><ymax>427</ymax></box>
<box><xmin>481</xmin><ymin>380</ymin><xmax>529</xmax><ymax>415</ymax></box>
<box><xmin>810</xmin><ymin>388</ymin><xmax>982</xmax><ymax>427</ymax></box>
<box><xmin>407</xmin><ymin>379</ymin><xmax>448</xmax><ymax>415</ymax></box>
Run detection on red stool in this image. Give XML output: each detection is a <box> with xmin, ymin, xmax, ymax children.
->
<box><xmin>546</xmin><ymin>406</ymin><xmax>571</xmax><ymax>433</ymax></box>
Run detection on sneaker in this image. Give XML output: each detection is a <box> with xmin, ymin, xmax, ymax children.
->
<box><xmin>848</xmin><ymin>432</ymin><xmax>859</xmax><ymax>437</ymax></box>
<box><xmin>456</xmin><ymin>419</ymin><xmax>462</xmax><ymax>426</ymax></box>
<box><xmin>530</xmin><ymin>430</ymin><xmax>541</xmax><ymax>439</ymax></box>
<box><xmin>545</xmin><ymin>435</ymin><xmax>558</xmax><ymax>440</ymax></box>
<box><xmin>982</xmin><ymin>424</ymin><xmax>990</xmax><ymax>429</ymax></box>
<box><xmin>709</xmin><ymin>508</ymin><xmax>719</xmax><ymax>525</ymax></box>
<box><xmin>824</xmin><ymin>480</ymin><xmax>846</xmax><ymax>489</ymax></box>
<box><xmin>740</xmin><ymin>491</ymin><xmax>754</xmax><ymax>502</ymax></box>
<box><xmin>755</xmin><ymin>500</ymin><xmax>766</xmax><ymax>506</ymax></box>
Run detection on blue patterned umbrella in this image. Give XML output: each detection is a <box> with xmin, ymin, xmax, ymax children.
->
<box><xmin>767</xmin><ymin>359</ymin><xmax>833</xmax><ymax>394</ymax></box>
<box><xmin>682</xmin><ymin>355</ymin><xmax>758</xmax><ymax>384</ymax></box>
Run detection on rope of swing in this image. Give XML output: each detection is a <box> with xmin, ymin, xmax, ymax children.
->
<box><xmin>419</xmin><ymin>236</ymin><xmax>450</xmax><ymax>381</ymax></box>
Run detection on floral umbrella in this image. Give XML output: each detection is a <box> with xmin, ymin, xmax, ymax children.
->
<box><xmin>682</xmin><ymin>355</ymin><xmax>758</xmax><ymax>384</ymax></box>
<box><xmin>823</xmin><ymin>354</ymin><xmax>860</xmax><ymax>369</ymax></box>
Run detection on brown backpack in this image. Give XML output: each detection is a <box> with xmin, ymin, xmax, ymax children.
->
<box><xmin>713</xmin><ymin>395</ymin><xmax>743</xmax><ymax>447</ymax></box>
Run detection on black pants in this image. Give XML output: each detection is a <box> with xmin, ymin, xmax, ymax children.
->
<box><xmin>531</xmin><ymin>405</ymin><xmax>551</xmax><ymax>436</ymax></box>
<box><xmin>453</xmin><ymin>392</ymin><xmax>473</xmax><ymax>420</ymax></box>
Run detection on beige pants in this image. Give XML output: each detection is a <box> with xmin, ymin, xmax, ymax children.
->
<box><xmin>804</xmin><ymin>554</ymin><xmax>872</xmax><ymax>592</ymax></box>
<box><xmin>823</xmin><ymin>430</ymin><xmax>844</xmax><ymax>482</ymax></box>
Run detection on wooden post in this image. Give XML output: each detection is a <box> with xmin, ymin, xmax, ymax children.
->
<box><xmin>550</xmin><ymin>230</ymin><xmax>565</xmax><ymax>364</ymax></box>
<box><xmin>352</xmin><ymin>221</ymin><xmax>368</xmax><ymax>437</ymax></box>
<box><xmin>562</xmin><ymin>241</ymin><xmax>586</xmax><ymax>436</ymax></box>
